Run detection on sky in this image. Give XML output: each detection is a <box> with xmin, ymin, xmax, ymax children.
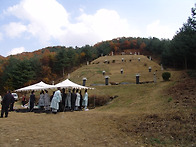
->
<box><xmin>0</xmin><ymin>0</ymin><xmax>195</xmax><ymax>57</ymax></box>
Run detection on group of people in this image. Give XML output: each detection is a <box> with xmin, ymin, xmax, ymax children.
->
<box><xmin>29</xmin><ymin>87</ymin><xmax>89</xmax><ymax>114</ymax></box>
<box><xmin>1</xmin><ymin>90</ymin><xmax>15</xmax><ymax>118</ymax></box>
<box><xmin>0</xmin><ymin>87</ymin><xmax>89</xmax><ymax>117</ymax></box>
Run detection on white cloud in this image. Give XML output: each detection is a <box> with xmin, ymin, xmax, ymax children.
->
<box><xmin>146</xmin><ymin>20</ymin><xmax>174</xmax><ymax>39</ymax></box>
<box><xmin>76</xmin><ymin>9</ymin><xmax>132</xmax><ymax>39</ymax></box>
<box><xmin>8</xmin><ymin>47</ymin><xmax>25</xmax><ymax>55</ymax></box>
<box><xmin>4</xmin><ymin>22</ymin><xmax>27</xmax><ymax>38</ymax></box>
<box><xmin>4</xmin><ymin>0</ymin><xmax>139</xmax><ymax>47</ymax></box>
<box><xmin>59</xmin><ymin>9</ymin><xmax>140</xmax><ymax>46</ymax></box>
<box><xmin>5</xmin><ymin>0</ymin><xmax>70</xmax><ymax>43</ymax></box>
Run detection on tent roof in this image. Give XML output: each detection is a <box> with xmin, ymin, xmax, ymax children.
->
<box><xmin>54</xmin><ymin>79</ymin><xmax>94</xmax><ymax>89</ymax></box>
<box><xmin>15</xmin><ymin>81</ymin><xmax>54</xmax><ymax>92</ymax></box>
<box><xmin>15</xmin><ymin>79</ymin><xmax>94</xmax><ymax>92</ymax></box>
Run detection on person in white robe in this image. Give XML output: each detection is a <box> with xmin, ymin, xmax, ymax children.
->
<box><xmin>83</xmin><ymin>89</ymin><xmax>88</xmax><ymax>111</ymax></box>
<box><xmin>50</xmin><ymin>87</ymin><xmax>62</xmax><ymax>113</ymax></box>
<box><xmin>75</xmin><ymin>89</ymin><xmax>80</xmax><ymax>111</ymax></box>
<box><xmin>44</xmin><ymin>90</ymin><xmax>50</xmax><ymax>111</ymax></box>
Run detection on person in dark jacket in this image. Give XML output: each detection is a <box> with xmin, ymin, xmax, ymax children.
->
<box><xmin>61</xmin><ymin>88</ymin><xmax>66</xmax><ymax>112</ymax></box>
<box><xmin>79</xmin><ymin>90</ymin><xmax>83</xmax><ymax>110</ymax></box>
<box><xmin>1</xmin><ymin>91</ymin><xmax>12</xmax><ymax>118</ymax></box>
<box><xmin>71</xmin><ymin>88</ymin><xmax>77</xmax><ymax>111</ymax></box>
<box><xmin>9</xmin><ymin>93</ymin><xmax>15</xmax><ymax>111</ymax></box>
<box><xmin>29</xmin><ymin>90</ymin><xmax>36</xmax><ymax>112</ymax></box>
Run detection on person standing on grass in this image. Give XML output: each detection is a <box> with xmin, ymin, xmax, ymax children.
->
<box><xmin>21</xmin><ymin>95</ymin><xmax>26</xmax><ymax>106</ymax></box>
<box><xmin>61</xmin><ymin>88</ymin><xmax>66</xmax><ymax>112</ymax></box>
<box><xmin>50</xmin><ymin>87</ymin><xmax>62</xmax><ymax>114</ymax></box>
<box><xmin>44</xmin><ymin>90</ymin><xmax>50</xmax><ymax>111</ymax></box>
<box><xmin>1</xmin><ymin>90</ymin><xmax>12</xmax><ymax>118</ymax></box>
<box><xmin>83</xmin><ymin>89</ymin><xmax>88</xmax><ymax>111</ymax></box>
<box><xmin>79</xmin><ymin>90</ymin><xmax>83</xmax><ymax>110</ymax></box>
<box><xmin>38</xmin><ymin>90</ymin><xmax>45</xmax><ymax>110</ymax></box>
<box><xmin>9</xmin><ymin>93</ymin><xmax>15</xmax><ymax>111</ymax></box>
<box><xmin>50</xmin><ymin>91</ymin><xmax>55</xmax><ymax>102</ymax></box>
<box><xmin>71</xmin><ymin>88</ymin><xmax>77</xmax><ymax>111</ymax></box>
<box><xmin>65</xmin><ymin>88</ymin><xmax>71</xmax><ymax>111</ymax></box>
<box><xmin>75</xmin><ymin>89</ymin><xmax>80</xmax><ymax>111</ymax></box>
<box><xmin>29</xmin><ymin>90</ymin><xmax>36</xmax><ymax>112</ymax></box>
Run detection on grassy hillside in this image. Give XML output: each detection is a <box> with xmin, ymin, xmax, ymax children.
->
<box><xmin>1</xmin><ymin>55</ymin><xmax>195</xmax><ymax>146</ymax></box>
<box><xmin>68</xmin><ymin>55</ymin><xmax>195</xmax><ymax>146</ymax></box>
<box><xmin>70</xmin><ymin>55</ymin><xmax>163</xmax><ymax>86</ymax></box>
<box><xmin>68</xmin><ymin>55</ymin><xmax>166</xmax><ymax>112</ymax></box>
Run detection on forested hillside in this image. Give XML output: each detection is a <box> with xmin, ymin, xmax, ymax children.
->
<box><xmin>0</xmin><ymin>5</ymin><xmax>195</xmax><ymax>93</ymax></box>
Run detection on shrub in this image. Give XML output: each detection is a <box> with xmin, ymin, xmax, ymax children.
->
<box><xmin>187</xmin><ymin>70</ymin><xmax>196</xmax><ymax>78</ymax></box>
<box><xmin>162</xmin><ymin>72</ymin><xmax>171</xmax><ymax>81</ymax></box>
<box><xmin>88</xmin><ymin>94</ymin><xmax>112</xmax><ymax>107</ymax></box>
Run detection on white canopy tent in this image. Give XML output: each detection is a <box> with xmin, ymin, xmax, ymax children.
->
<box><xmin>15</xmin><ymin>79</ymin><xmax>94</xmax><ymax>92</ymax></box>
<box><xmin>54</xmin><ymin>79</ymin><xmax>94</xmax><ymax>90</ymax></box>
<box><xmin>15</xmin><ymin>81</ymin><xmax>54</xmax><ymax>92</ymax></box>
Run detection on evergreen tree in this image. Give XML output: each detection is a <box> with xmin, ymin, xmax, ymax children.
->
<box><xmin>168</xmin><ymin>5</ymin><xmax>196</xmax><ymax>69</ymax></box>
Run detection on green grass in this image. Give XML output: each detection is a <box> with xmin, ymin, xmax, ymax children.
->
<box><xmin>14</xmin><ymin>55</ymin><xmax>195</xmax><ymax>146</ymax></box>
<box><xmin>16</xmin><ymin>55</ymin><xmax>170</xmax><ymax>114</ymax></box>
<box><xmin>71</xmin><ymin>55</ymin><xmax>164</xmax><ymax>86</ymax></box>
<box><xmin>87</xmin><ymin>82</ymin><xmax>169</xmax><ymax>114</ymax></box>
<box><xmin>66</xmin><ymin>55</ymin><xmax>171</xmax><ymax>113</ymax></box>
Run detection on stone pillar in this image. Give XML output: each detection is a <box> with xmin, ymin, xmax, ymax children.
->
<box><xmin>83</xmin><ymin>78</ymin><xmax>87</xmax><ymax>86</ymax></box>
<box><xmin>105</xmin><ymin>76</ymin><xmax>109</xmax><ymax>85</ymax></box>
<box><xmin>136</xmin><ymin>74</ymin><xmax>140</xmax><ymax>84</ymax></box>
<box><xmin>161</xmin><ymin>64</ymin><xmax>164</xmax><ymax>70</ymax></box>
<box><xmin>153</xmin><ymin>72</ymin><xmax>156</xmax><ymax>83</ymax></box>
<box><xmin>102</xmin><ymin>70</ymin><xmax>105</xmax><ymax>76</ymax></box>
<box><xmin>122</xmin><ymin>58</ymin><xmax>124</xmax><ymax>62</ymax></box>
<box><xmin>149</xmin><ymin>67</ymin><xmax>152</xmax><ymax>72</ymax></box>
<box><xmin>121</xmin><ymin>68</ymin><xmax>123</xmax><ymax>74</ymax></box>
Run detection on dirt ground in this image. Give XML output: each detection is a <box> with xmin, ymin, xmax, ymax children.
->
<box><xmin>0</xmin><ymin>71</ymin><xmax>196</xmax><ymax>147</ymax></box>
<box><xmin>0</xmin><ymin>110</ymin><xmax>143</xmax><ymax>147</ymax></box>
<box><xmin>1</xmin><ymin>106</ymin><xmax>195</xmax><ymax>146</ymax></box>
